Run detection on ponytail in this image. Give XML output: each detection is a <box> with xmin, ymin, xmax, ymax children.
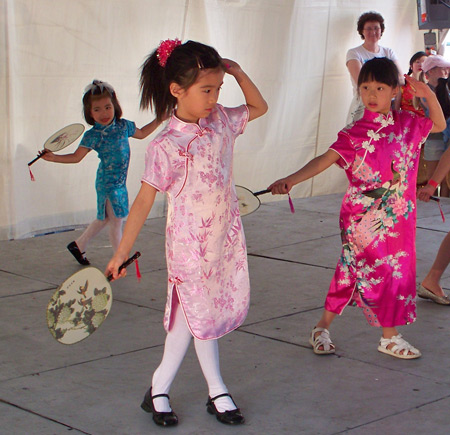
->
<box><xmin>139</xmin><ymin>40</ymin><xmax>223</xmax><ymax>122</ymax></box>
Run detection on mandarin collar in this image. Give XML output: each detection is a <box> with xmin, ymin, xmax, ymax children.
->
<box><xmin>168</xmin><ymin>110</ymin><xmax>212</xmax><ymax>133</ymax></box>
<box><xmin>362</xmin><ymin>109</ymin><xmax>394</xmax><ymax>125</ymax></box>
<box><xmin>93</xmin><ymin>118</ymin><xmax>116</xmax><ymax>131</ymax></box>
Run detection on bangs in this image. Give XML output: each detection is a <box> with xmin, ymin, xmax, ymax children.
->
<box><xmin>358</xmin><ymin>57</ymin><xmax>399</xmax><ymax>88</ymax></box>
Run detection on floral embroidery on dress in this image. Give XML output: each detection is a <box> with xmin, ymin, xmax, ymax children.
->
<box><xmin>327</xmin><ymin>109</ymin><xmax>433</xmax><ymax>327</ymax></box>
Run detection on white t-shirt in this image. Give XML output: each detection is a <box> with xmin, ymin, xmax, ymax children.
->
<box><xmin>345</xmin><ymin>44</ymin><xmax>398</xmax><ymax>124</ymax></box>
<box><xmin>346</xmin><ymin>44</ymin><xmax>398</xmax><ymax>92</ymax></box>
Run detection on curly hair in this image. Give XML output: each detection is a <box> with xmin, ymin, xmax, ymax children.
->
<box><xmin>357</xmin><ymin>11</ymin><xmax>385</xmax><ymax>40</ymax></box>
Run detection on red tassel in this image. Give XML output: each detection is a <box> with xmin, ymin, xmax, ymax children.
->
<box><xmin>29</xmin><ymin>166</ymin><xmax>35</xmax><ymax>181</ymax></box>
<box><xmin>438</xmin><ymin>200</ymin><xmax>445</xmax><ymax>223</ymax></box>
<box><xmin>431</xmin><ymin>196</ymin><xmax>446</xmax><ymax>223</ymax></box>
<box><xmin>135</xmin><ymin>258</ymin><xmax>142</xmax><ymax>282</ymax></box>
<box><xmin>288</xmin><ymin>193</ymin><xmax>295</xmax><ymax>214</ymax></box>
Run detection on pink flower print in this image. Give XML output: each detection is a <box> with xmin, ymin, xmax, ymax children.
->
<box><xmin>213</xmin><ymin>293</ymin><xmax>235</xmax><ymax>312</ymax></box>
<box><xmin>382</xmin><ymin>216</ymin><xmax>394</xmax><ymax>228</ymax></box>
<box><xmin>199</xmin><ymin>170</ymin><xmax>218</xmax><ymax>187</ymax></box>
<box><xmin>392</xmin><ymin>197</ymin><xmax>408</xmax><ymax>217</ymax></box>
<box><xmin>192</xmin><ymin>192</ymin><xmax>203</xmax><ymax>202</ymax></box>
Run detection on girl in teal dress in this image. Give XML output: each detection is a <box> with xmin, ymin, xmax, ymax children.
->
<box><xmin>41</xmin><ymin>80</ymin><xmax>162</xmax><ymax>264</ymax></box>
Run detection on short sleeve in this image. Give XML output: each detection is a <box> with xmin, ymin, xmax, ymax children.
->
<box><xmin>141</xmin><ymin>139</ymin><xmax>173</xmax><ymax>192</ymax></box>
<box><xmin>346</xmin><ymin>47</ymin><xmax>360</xmax><ymax>64</ymax></box>
<box><xmin>384</xmin><ymin>47</ymin><xmax>398</xmax><ymax>62</ymax></box>
<box><xmin>417</xmin><ymin>114</ymin><xmax>433</xmax><ymax>141</ymax></box>
<box><xmin>329</xmin><ymin>131</ymin><xmax>355</xmax><ymax>169</ymax></box>
<box><xmin>219</xmin><ymin>105</ymin><xmax>249</xmax><ymax>138</ymax></box>
<box><xmin>78</xmin><ymin>129</ymin><xmax>96</xmax><ymax>150</ymax></box>
<box><xmin>122</xmin><ymin>119</ymin><xmax>136</xmax><ymax>137</ymax></box>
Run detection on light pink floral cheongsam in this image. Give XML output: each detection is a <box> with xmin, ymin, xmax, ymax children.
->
<box><xmin>142</xmin><ymin>104</ymin><xmax>250</xmax><ymax>340</ymax></box>
<box><xmin>327</xmin><ymin>109</ymin><xmax>433</xmax><ymax>327</ymax></box>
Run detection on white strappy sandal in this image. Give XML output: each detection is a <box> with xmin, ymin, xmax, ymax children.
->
<box><xmin>309</xmin><ymin>327</ymin><xmax>336</xmax><ymax>355</ymax></box>
<box><xmin>377</xmin><ymin>334</ymin><xmax>421</xmax><ymax>359</ymax></box>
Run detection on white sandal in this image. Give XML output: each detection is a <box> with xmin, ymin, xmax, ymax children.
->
<box><xmin>309</xmin><ymin>327</ymin><xmax>335</xmax><ymax>355</ymax></box>
<box><xmin>377</xmin><ymin>334</ymin><xmax>421</xmax><ymax>359</ymax></box>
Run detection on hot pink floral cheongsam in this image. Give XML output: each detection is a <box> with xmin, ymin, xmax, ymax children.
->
<box><xmin>327</xmin><ymin>109</ymin><xmax>433</xmax><ymax>327</ymax></box>
<box><xmin>142</xmin><ymin>104</ymin><xmax>250</xmax><ymax>340</ymax></box>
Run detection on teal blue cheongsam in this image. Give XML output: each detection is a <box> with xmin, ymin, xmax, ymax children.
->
<box><xmin>79</xmin><ymin>118</ymin><xmax>136</xmax><ymax>220</ymax></box>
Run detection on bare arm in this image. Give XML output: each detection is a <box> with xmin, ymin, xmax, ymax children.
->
<box><xmin>405</xmin><ymin>76</ymin><xmax>446</xmax><ymax>133</ymax></box>
<box><xmin>105</xmin><ymin>182</ymin><xmax>157</xmax><ymax>279</ymax></box>
<box><xmin>418</xmin><ymin>146</ymin><xmax>450</xmax><ymax>202</ymax></box>
<box><xmin>346</xmin><ymin>59</ymin><xmax>362</xmax><ymax>86</ymax></box>
<box><xmin>222</xmin><ymin>58</ymin><xmax>268</xmax><ymax>122</ymax></box>
<box><xmin>133</xmin><ymin>118</ymin><xmax>163</xmax><ymax>140</ymax></box>
<box><xmin>268</xmin><ymin>149</ymin><xmax>340</xmax><ymax>194</ymax></box>
<box><xmin>40</xmin><ymin>146</ymin><xmax>90</xmax><ymax>163</ymax></box>
<box><xmin>394</xmin><ymin>60</ymin><xmax>405</xmax><ymax>85</ymax></box>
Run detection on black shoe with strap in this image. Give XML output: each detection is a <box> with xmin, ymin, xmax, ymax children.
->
<box><xmin>141</xmin><ymin>387</ymin><xmax>178</xmax><ymax>427</ymax></box>
<box><xmin>206</xmin><ymin>393</ymin><xmax>245</xmax><ymax>425</ymax></box>
<box><xmin>67</xmin><ymin>241</ymin><xmax>90</xmax><ymax>265</ymax></box>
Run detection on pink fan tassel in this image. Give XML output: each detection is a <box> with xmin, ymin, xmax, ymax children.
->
<box><xmin>135</xmin><ymin>258</ymin><xmax>142</xmax><ymax>282</ymax></box>
<box><xmin>288</xmin><ymin>193</ymin><xmax>295</xmax><ymax>214</ymax></box>
<box><xmin>29</xmin><ymin>166</ymin><xmax>35</xmax><ymax>181</ymax></box>
<box><xmin>438</xmin><ymin>200</ymin><xmax>445</xmax><ymax>223</ymax></box>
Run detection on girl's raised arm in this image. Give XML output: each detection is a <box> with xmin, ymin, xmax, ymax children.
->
<box><xmin>106</xmin><ymin>182</ymin><xmax>157</xmax><ymax>279</ymax></box>
<box><xmin>269</xmin><ymin>149</ymin><xmax>340</xmax><ymax>194</ymax></box>
<box><xmin>222</xmin><ymin>58</ymin><xmax>268</xmax><ymax>122</ymax></box>
<box><xmin>133</xmin><ymin>118</ymin><xmax>163</xmax><ymax>140</ymax></box>
<box><xmin>405</xmin><ymin>76</ymin><xmax>446</xmax><ymax>133</ymax></box>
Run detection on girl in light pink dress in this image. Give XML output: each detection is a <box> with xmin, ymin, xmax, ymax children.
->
<box><xmin>106</xmin><ymin>39</ymin><xmax>267</xmax><ymax>427</ymax></box>
<box><xmin>269</xmin><ymin>58</ymin><xmax>445</xmax><ymax>360</ymax></box>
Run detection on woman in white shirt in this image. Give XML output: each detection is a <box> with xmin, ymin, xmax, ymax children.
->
<box><xmin>346</xmin><ymin>11</ymin><xmax>403</xmax><ymax>124</ymax></box>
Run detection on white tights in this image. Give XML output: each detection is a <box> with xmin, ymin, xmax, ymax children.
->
<box><xmin>151</xmin><ymin>298</ymin><xmax>236</xmax><ymax>413</ymax></box>
<box><xmin>76</xmin><ymin>199</ymin><xmax>123</xmax><ymax>253</ymax></box>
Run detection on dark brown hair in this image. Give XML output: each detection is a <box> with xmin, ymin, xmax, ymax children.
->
<box><xmin>357</xmin><ymin>57</ymin><xmax>399</xmax><ymax>89</ymax></box>
<box><xmin>407</xmin><ymin>51</ymin><xmax>427</xmax><ymax>75</ymax></box>
<box><xmin>82</xmin><ymin>81</ymin><xmax>122</xmax><ymax>125</ymax></box>
<box><xmin>357</xmin><ymin>11</ymin><xmax>385</xmax><ymax>40</ymax></box>
<box><xmin>139</xmin><ymin>40</ymin><xmax>224</xmax><ymax>122</ymax></box>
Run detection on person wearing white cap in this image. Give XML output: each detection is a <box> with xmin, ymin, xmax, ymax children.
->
<box><xmin>422</xmin><ymin>55</ymin><xmax>450</xmax><ymax>196</ymax></box>
<box><xmin>422</xmin><ymin>55</ymin><xmax>450</xmax><ymax>91</ymax></box>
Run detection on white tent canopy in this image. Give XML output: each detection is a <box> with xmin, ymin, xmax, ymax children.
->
<box><xmin>1</xmin><ymin>0</ymin><xmax>426</xmax><ymax>240</ymax></box>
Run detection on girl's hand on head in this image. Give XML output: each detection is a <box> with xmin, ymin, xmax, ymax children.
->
<box><xmin>404</xmin><ymin>75</ymin><xmax>432</xmax><ymax>99</ymax></box>
<box><xmin>105</xmin><ymin>253</ymin><xmax>128</xmax><ymax>281</ymax></box>
<box><xmin>222</xmin><ymin>58</ymin><xmax>242</xmax><ymax>76</ymax></box>
<box><xmin>268</xmin><ymin>177</ymin><xmax>292</xmax><ymax>195</ymax></box>
<box><xmin>417</xmin><ymin>184</ymin><xmax>435</xmax><ymax>202</ymax></box>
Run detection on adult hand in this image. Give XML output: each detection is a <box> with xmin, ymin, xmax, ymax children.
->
<box><xmin>417</xmin><ymin>184</ymin><xmax>435</xmax><ymax>202</ymax></box>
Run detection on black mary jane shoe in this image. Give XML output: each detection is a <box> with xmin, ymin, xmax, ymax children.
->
<box><xmin>141</xmin><ymin>387</ymin><xmax>178</xmax><ymax>427</ymax></box>
<box><xmin>206</xmin><ymin>393</ymin><xmax>245</xmax><ymax>425</ymax></box>
<box><xmin>67</xmin><ymin>241</ymin><xmax>90</xmax><ymax>265</ymax></box>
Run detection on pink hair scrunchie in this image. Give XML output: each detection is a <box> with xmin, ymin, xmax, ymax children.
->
<box><xmin>157</xmin><ymin>38</ymin><xmax>182</xmax><ymax>67</ymax></box>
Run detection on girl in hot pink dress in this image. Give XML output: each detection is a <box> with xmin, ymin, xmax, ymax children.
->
<box><xmin>107</xmin><ymin>39</ymin><xmax>267</xmax><ymax>427</ymax></box>
<box><xmin>269</xmin><ymin>58</ymin><xmax>445</xmax><ymax>360</ymax></box>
